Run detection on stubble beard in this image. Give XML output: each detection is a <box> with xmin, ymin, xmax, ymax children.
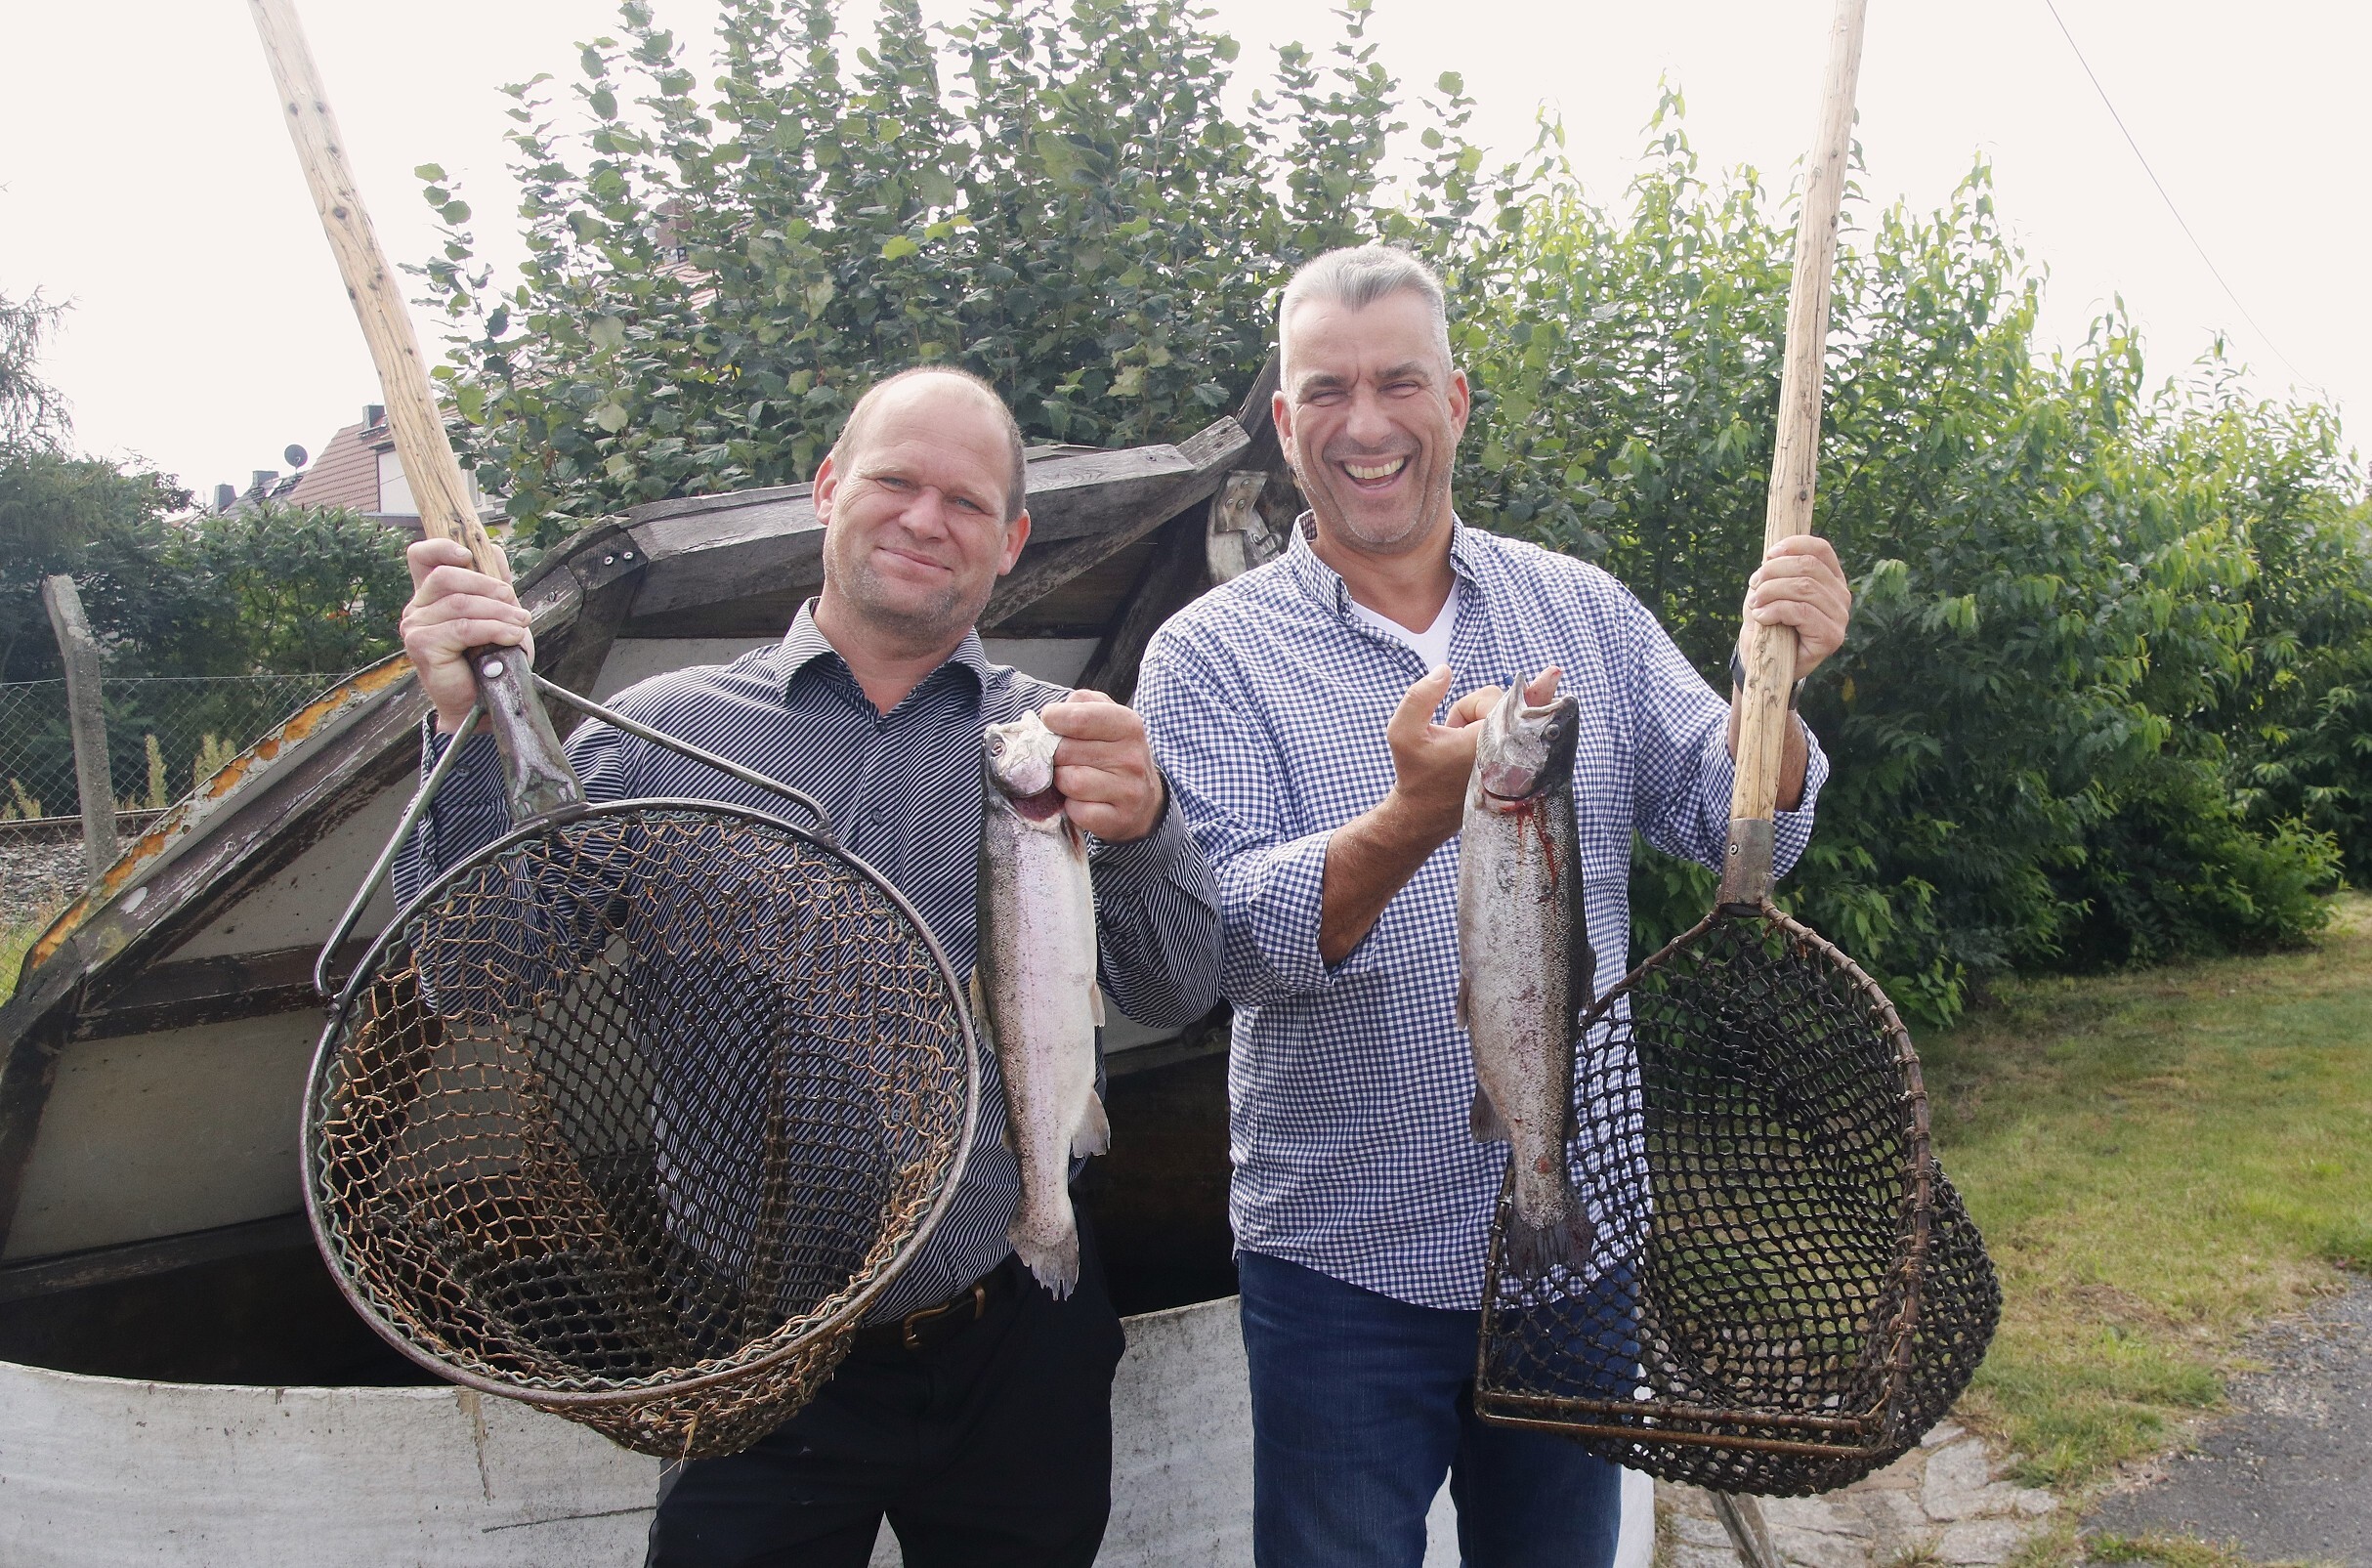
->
<box><xmin>1302</xmin><ymin>450</ymin><xmax>1454</xmax><ymax>559</ymax></box>
<box><xmin>825</xmin><ymin>540</ymin><xmax>994</xmax><ymax>649</ymax></box>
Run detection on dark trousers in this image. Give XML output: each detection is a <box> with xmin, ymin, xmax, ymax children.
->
<box><xmin>647</xmin><ymin>1214</ymin><xmax>1126</xmax><ymax>1568</ymax></box>
<box><xmin>1239</xmin><ymin>1250</ymin><xmax>1623</xmax><ymax>1568</ymax></box>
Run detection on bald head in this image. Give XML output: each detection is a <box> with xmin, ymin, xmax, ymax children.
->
<box><xmin>829</xmin><ymin>367</ymin><xmax>1028</xmax><ymax>523</ymax></box>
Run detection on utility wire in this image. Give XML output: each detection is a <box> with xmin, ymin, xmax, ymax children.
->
<box><xmin>2040</xmin><ymin>0</ymin><xmax>2309</xmax><ymax>387</ymax></box>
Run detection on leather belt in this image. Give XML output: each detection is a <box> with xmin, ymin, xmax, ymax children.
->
<box><xmin>854</xmin><ymin>1262</ymin><xmax>1014</xmax><ymax>1355</ymax></box>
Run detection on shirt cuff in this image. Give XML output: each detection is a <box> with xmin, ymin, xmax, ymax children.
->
<box><xmin>1086</xmin><ymin>788</ymin><xmax>1195</xmax><ymax>885</ymax></box>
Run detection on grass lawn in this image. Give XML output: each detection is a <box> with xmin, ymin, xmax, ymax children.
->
<box><xmin>0</xmin><ymin>911</ymin><xmax>50</xmax><ymax>1007</ymax></box>
<box><xmin>1923</xmin><ymin>892</ymin><xmax>2372</xmax><ymax>1497</ymax></box>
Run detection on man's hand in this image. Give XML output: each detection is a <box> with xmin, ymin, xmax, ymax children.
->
<box><xmin>400</xmin><ymin>537</ymin><xmax>534</xmax><ymax>734</ymax></box>
<box><xmin>1042</xmin><ymin>690</ymin><xmax>1165</xmax><ymax>843</ymax></box>
<box><xmin>1736</xmin><ymin>534</ymin><xmax>1852</xmax><ymax>681</ymax></box>
<box><xmin>1320</xmin><ymin>664</ymin><xmax>1560</xmax><ymax>963</ymax></box>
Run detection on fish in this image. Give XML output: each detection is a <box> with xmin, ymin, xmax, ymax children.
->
<box><xmin>1456</xmin><ymin>680</ymin><xmax>1597</xmax><ymax>1275</ymax></box>
<box><xmin>975</xmin><ymin>706</ymin><xmax>1108</xmax><ymax>1298</ymax></box>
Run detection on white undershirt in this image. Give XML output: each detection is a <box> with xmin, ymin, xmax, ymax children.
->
<box><xmin>1347</xmin><ymin>580</ymin><xmax>1463</xmax><ymax>671</ymax></box>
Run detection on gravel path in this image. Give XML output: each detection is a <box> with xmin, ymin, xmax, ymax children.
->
<box><xmin>2</xmin><ymin>832</ymin><xmax>81</xmax><ymax>922</ymax></box>
<box><xmin>2088</xmin><ymin>1280</ymin><xmax>2372</xmax><ymax>1565</ymax></box>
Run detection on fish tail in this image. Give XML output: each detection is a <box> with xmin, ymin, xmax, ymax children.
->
<box><xmin>1009</xmin><ymin>1190</ymin><xmax>1081</xmax><ymax>1299</ymax></box>
<box><xmin>1504</xmin><ymin>1187</ymin><xmax>1596</xmax><ymax>1277</ymax></box>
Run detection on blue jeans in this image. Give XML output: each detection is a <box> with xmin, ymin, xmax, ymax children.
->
<box><xmin>1239</xmin><ymin>1250</ymin><xmax>1623</xmax><ymax>1568</ymax></box>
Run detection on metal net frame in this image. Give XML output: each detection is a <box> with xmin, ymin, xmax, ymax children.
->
<box><xmin>1474</xmin><ymin>904</ymin><xmax>2000</xmax><ymax>1496</ymax></box>
<box><xmin>306</xmin><ymin>799</ymin><xmax>978</xmax><ymax>1460</ymax></box>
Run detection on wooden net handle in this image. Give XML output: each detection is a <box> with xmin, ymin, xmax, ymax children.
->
<box><xmin>248</xmin><ymin>0</ymin><xmax>578</xmax><ymax>820</ymax></box>
<box><xmin>1722</xmin><ymin>0</ymin><xmax>1869</xmax><ymax>885</ymax></box>
<box><xmin>246</xmin><ymin>0</ymin><xmax>508</xmax><ymax>583</ymax></box>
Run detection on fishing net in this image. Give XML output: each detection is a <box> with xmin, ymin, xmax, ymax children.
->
<box><xmin>305</xmin><ymin>800</ymin><xmax>976</xmax><ymax>1460</ymax></box>
<box><xmin>1475</xmin><ymin>903</ymin><xmax>1999</xmax><ymax>1496</ymax></box>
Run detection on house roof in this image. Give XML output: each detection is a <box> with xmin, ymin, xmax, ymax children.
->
<box><xmin>285</xmin><ymin>412</ymin><xmax>388</xmax><ymax>515</ymax></box>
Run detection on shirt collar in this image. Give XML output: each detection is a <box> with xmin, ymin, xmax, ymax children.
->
<box><xmin>773</xmin><ymin>599</ymin><xmax>993</xmax><ymax>700</ymax></box>
<box><xmin>1283</xmin><ymin>511</ymin><xmax>1487</xmax><ymax>618</ymax></box>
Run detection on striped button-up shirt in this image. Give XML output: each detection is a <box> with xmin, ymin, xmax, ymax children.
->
<box><xmin>1133</xmin><ymin>517</ymin><xmax>1828</xmax><ymax>1311</ymax></box>
<box><xmin>398</xmin><ymin>604</ymin><xmax>1222</xmax><ymax>1319</ymax></box>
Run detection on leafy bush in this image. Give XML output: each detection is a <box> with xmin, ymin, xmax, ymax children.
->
<box><xmin>420</xmin><ymin>0</ymin><xmax>1492</xmax><ymax>550</ymax></box>
<box><xmin>418</xmin><ymin>3</ymin><xmax>2368</xmax><ymax>1022</ymax></box>
<box><xmin>1453</xmin><ymin>106</ymin><xmax>2363</xmax><ymax>1020</ymax></box>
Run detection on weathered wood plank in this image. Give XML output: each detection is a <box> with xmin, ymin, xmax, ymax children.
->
<box><xmin>1077</xmin><ymin>508</ymin><xmax>1214</xmax><ymax>704</ymax></box>
<box><xmin>0</xmin><ymin>1211</ymin><xmax>312</xmax><ymax>1303</ymax></box>
<box><xmin>979</xmin><ymin>421</ymin><xmax>1249</xmax><ymax>630</ymax></box>
<box><xmin>41</xmin><ymin>576</ymin><xmax>117</xmax><ymax>886</ymax></box>
<box><xmin>74</xmin><ymin>941</ymin><xmax>369</xmax><ymax>1042</ymax></box>
<box><xmin>621</xmin><ymin>442</ymin><xmax>1221</xmax><ymax>628</ymax></box>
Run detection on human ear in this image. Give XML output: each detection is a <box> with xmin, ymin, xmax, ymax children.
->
<box><xmin>812</xmin><ymin>452</ymin><xmax>839</xmax><ymax>528</ymax></box>
<box><xmin>995</xmin><ymin>509</ymin><xmax>1034</xmax><ymax>574</ymax></box>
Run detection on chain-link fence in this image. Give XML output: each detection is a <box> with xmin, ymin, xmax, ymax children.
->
<box><xmin>0</xmin><ymin>672</ymin><xmax>350</xmax><ymax>825</ymax></box>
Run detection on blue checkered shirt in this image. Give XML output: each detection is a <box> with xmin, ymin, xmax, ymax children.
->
<box><xmin>1133</xmin><ymin>517</ymin><xmax>1828</xmax><ymax>1310</ymax></box>
<box><xmin>397</xmin><ymin>604</ymin><xmax>1222</xmax><ymax>1319</ymax></box>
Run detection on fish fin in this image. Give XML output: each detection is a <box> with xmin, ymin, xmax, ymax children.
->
<box><xmin>1009</xmin><ymin>1203</ymin><xmax>1081</xmax><ymax>1300</ymax></box>
<box><xmin>968</xmin><ymin>970</ymin><xmax>988</xmax><ymax>1030</ymax></box>
<box><xmin>1072</xmin><ymin>1090</ymin><xmax>1112</xmax><ymax>1159</ymax></box>
<box><xmin>1503</xmin><ymin>1204</ymin><xmax>1596</xmax><ymax>1277</ymax></box>
<box><xmin>999</xmin><ymin>1115</ymin><xmax>1015</xmax><ymax>1152</ymax></box>
<box><xmin>1470</xmin><ymin>1086</ymin><xmax>1511</xmax><ymax>1144</ymax></box>
<box><xmin>1455</xmin><ymin>975</ymin><xmax>1469</xmax><ymax>1032</ymax></box>
<box><xmin>1089</xmin><ymin>983</ymin><xmax>1106</xmax><ymax>1028</ymax></box>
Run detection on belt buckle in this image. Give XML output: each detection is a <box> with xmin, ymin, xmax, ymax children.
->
<box><xmin>899</xmin><ymin>1282</ymin><xmax>988</xmax><ymax>1352</ymax></box>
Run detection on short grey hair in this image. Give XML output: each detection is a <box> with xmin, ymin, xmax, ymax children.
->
<box><xmin>829</xmin><ymin>365</ymin><xmax>1028</xmax><ymax>523</ymax></box>
<box><xmin>1277</xmin><ymin>244</ymin><xmax>1454</xmax><ymax>378</ymax></box>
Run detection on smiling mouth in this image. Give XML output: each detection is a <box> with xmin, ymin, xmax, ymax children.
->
<box><xmin>877</xmin><ymin>544</ymin><xmax>953</xmax><ymax>574</ymax></box>
<box><xmin>1338</xmin><ymin>455</ymin><xmax>1410</xmax><ymax>485</ymax></box>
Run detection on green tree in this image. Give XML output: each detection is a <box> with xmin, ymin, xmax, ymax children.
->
<box><xmin>419</xmin><ymin>0</ymin><xmax>1482</xmax><ymax>549</ymax></box>
<box><xmin>1449</xmin><ymin>109</ymin><xmax>2361</xmax><ymax>1021</ymax></box>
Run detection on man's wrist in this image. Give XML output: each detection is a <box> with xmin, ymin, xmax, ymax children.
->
<box><xmin>1730</xmin><ymin>648</ymin><xmax>1803</xmax><ymax>709</ymax></box>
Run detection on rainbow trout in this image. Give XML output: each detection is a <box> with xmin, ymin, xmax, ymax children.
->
<box><xmin>975</xmin><ymin>708</ymin><xmax>1107</xmax><ymax>1297</ymax></box>
<box><xmin>1457</xmin><ymin>682</ymin><xmax>1596</xmax><ymax>1273</ymax></box>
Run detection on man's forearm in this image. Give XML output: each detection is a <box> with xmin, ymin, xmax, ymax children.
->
<box><xmin>1723</xmin><ymin>702</ymin><xmax>1811</xmax><ymax>812</ymax></box>
<box><xmin>1319</xmin><ymin>793</ymin><xmax>1449</xmax><ymax>964</ymax></box>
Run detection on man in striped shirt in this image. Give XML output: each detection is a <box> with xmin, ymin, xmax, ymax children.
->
<box><xmin>397</xmin><ymin>367</ymin><xmax>1221</xmax><ymax>1568</ymax></box>
<box><xmin>1135</xmin><ymin>246</ymin><xmax>1854</xmax><ymax>1567</ymax></box>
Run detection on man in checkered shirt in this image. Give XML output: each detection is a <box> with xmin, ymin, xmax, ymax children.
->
<box><xmin>1134</xmin><ymin>245</ymin><xmax>1855</xmax><ymax>1568</ymax></box>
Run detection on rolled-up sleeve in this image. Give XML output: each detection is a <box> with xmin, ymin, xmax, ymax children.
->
<box><xmin>1133</xmin><ymin>638</ymin><xmax>1353</xmax><ymax>1011</ymax></box>
<box><xmin>1622</xmin><ymin>591</ymin><xmax>1827</xmax><ymax>876</ymax></box>
<box><xmin>1087</xmin><ymin>793</ymin><xmax>1222</xmax><ymax>1028</ymax></box>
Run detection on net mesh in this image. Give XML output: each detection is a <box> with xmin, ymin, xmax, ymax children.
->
<box><xmin>307</xmin><ymin>804</ymin><xmax>974</xmax><ymax>1459</ymax></box>
<box><xmin>1475</xmin><ymin>905</ymin><xmax>2000</xmax><ymax>1496</ymax></box>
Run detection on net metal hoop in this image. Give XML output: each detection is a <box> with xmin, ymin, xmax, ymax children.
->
<box><xmin>301</xmin><ymin>795</ymin><xmax>980</xmax><ymax>1449</ymax></box>
<box><xmin>1474</xmin><ymin>902</ymin><xmax>2000</xmax><ymax>1496</ymax></box>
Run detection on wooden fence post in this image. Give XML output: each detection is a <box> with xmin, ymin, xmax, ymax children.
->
<box><xmin>40</xmin><ymin>574</ymin><xmax>118</xmax><ymax>887</ymax></box>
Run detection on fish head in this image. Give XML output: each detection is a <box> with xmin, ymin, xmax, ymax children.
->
<box><xmin>1475</xmin><ymin>682</ymin><xmax>1581</xmax><ymax>806</ymax></box>
<box><xmin>982</xmin><ymin>709</ymin><xmax>1067</xmax><ymax>823</ymax></box>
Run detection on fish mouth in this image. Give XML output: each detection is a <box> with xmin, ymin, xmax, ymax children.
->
<box><xmin>1481</xmin><ymin>762</ymin><xmax>1549</xmax><ymax>802</ymax></box>
<box><xmin>1005</xmin><ymin>784</ymin><xmax>1066</xmax><ymax>822</ymax></box>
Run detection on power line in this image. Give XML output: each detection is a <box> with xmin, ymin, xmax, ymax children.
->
<box><xmin>2040</xmin><ymin>0</ymin><xmax>2310</xmax><ymax>388</ymax></box>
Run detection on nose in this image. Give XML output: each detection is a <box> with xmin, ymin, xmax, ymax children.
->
<box><xmin>1342</xmin><ymin>385</ymin><xmax>1397</xmax><ymax>448</ymax></box>
<box><xmin>896</xmin><ymin>487</ymin><xmax>954</xmax><ymax>540</ymax></box>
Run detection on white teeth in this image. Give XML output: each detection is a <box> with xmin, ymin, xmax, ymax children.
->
<box><xmin>1343</xmin><ymin>457</ymin><xmax>1408</xmax><ymax>482</ymax></box>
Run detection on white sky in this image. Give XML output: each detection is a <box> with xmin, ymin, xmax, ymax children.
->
<box><xmin>0</xmin><ymin>0</ymin><xmax>2361</xmax><ymax>498</ymax></box>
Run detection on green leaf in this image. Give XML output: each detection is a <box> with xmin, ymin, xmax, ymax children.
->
<box><xmin>880</xmin><ymin>234</ymin><xmax>918</xmax><ymax>261</ymax></box>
